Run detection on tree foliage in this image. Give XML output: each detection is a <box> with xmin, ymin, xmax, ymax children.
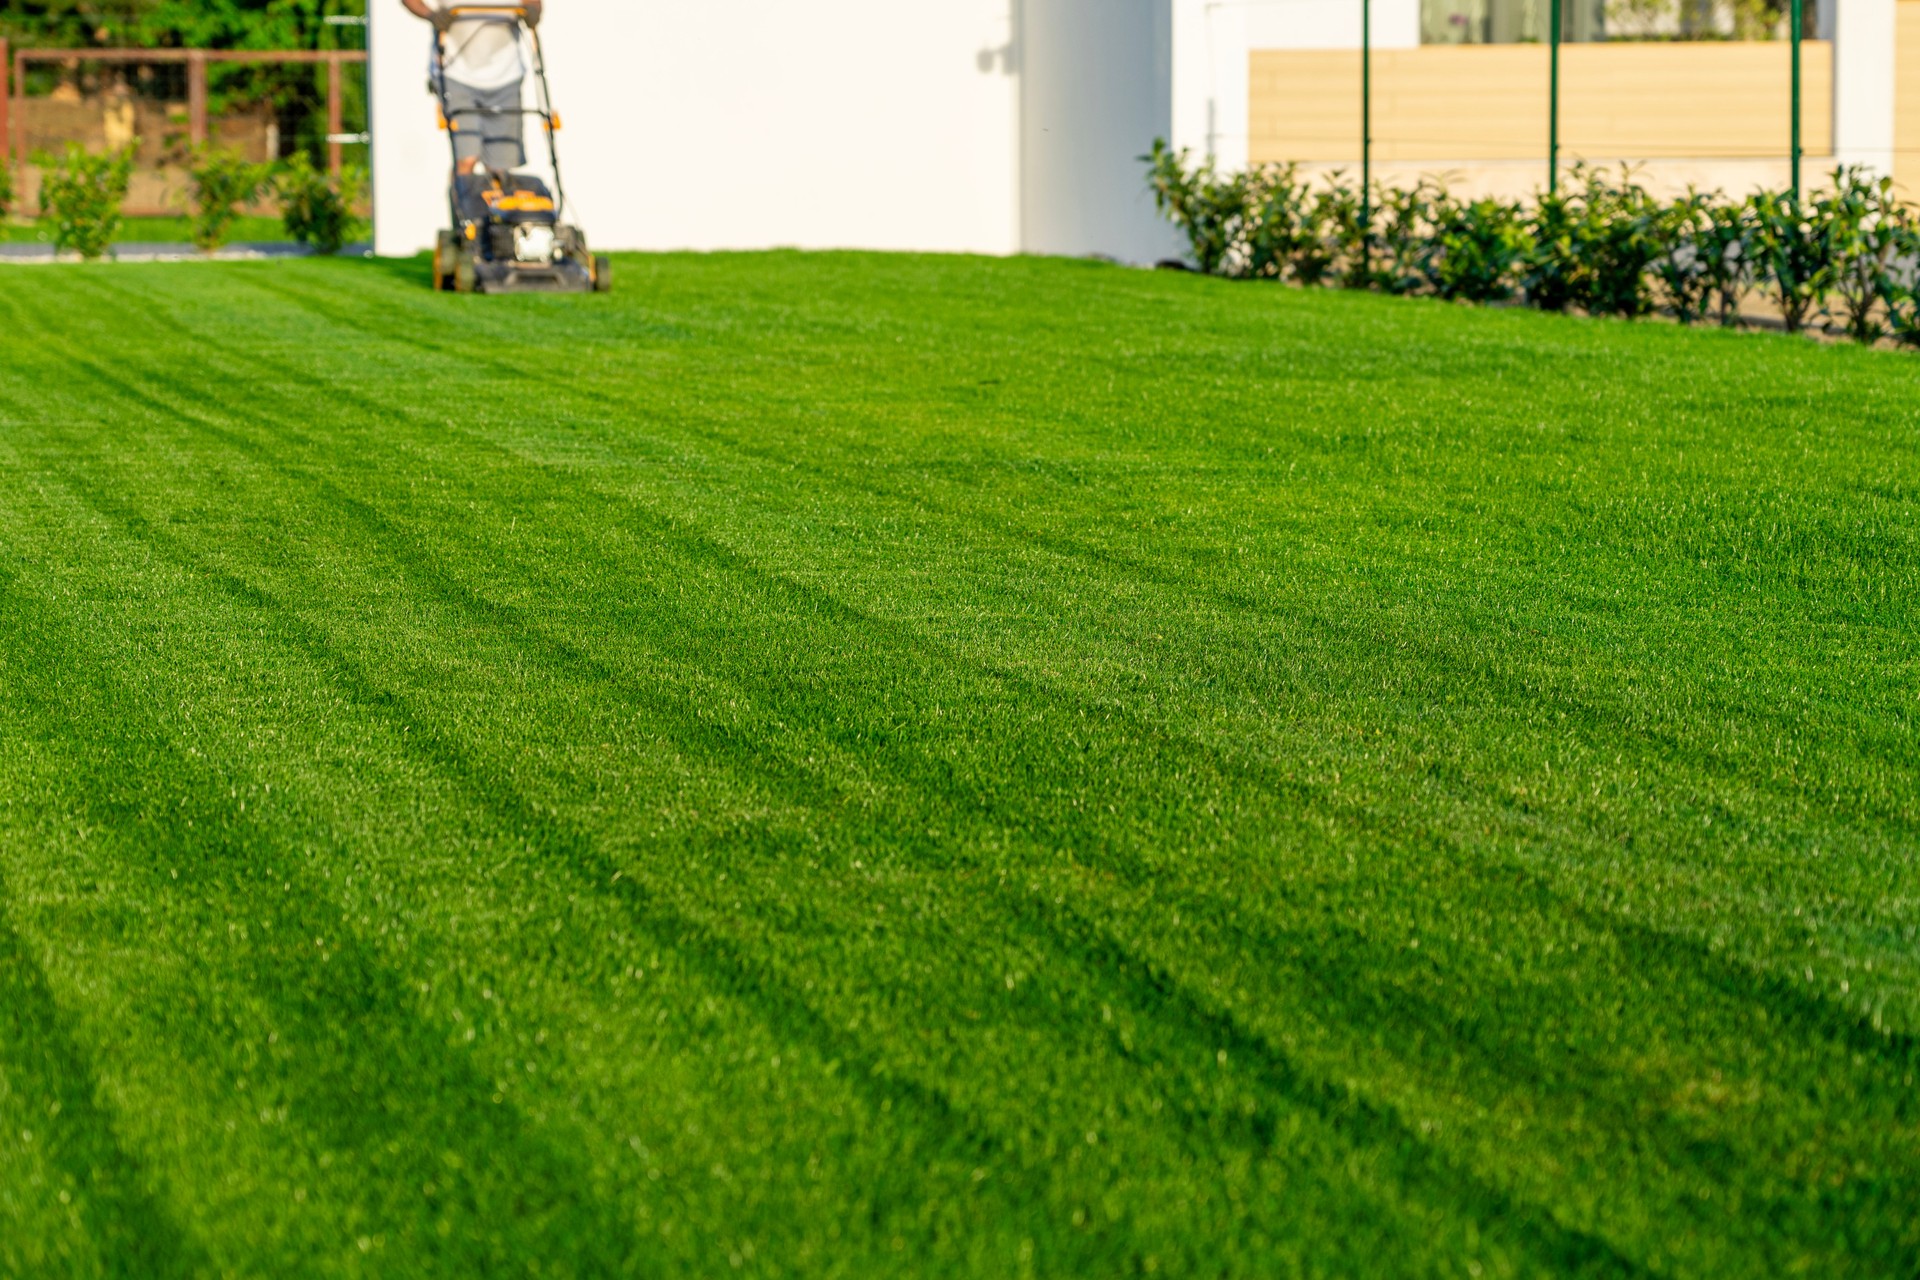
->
<box><xmin>0</xmin><ymin>1</ymin><xmax>364</xmax><ymax>51</ymax></box>
<box><xmin>35</xmin><ymin>140</ymin><xmax>135</xmax><ymax>258</ymax></box>
<box><xmin>2</xmin><ymin>3</ymin><xmax>371</xmax><ymax>155</ymax></box>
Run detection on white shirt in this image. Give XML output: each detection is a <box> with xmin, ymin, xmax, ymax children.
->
<box><xmin>434</xmin><ymin>8</ymin><xmax>526</xmax><ymax>90</ymax></box>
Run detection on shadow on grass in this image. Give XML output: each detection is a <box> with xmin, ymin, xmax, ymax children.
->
<box><xmin>330</xmin><ymin>252</ymin><xmax>438</xmax><ymax>289</ymax></box>
<box><xmin>0</xmin><ymin>894</ymin><xmax>210</xmax><ymax>1278</ymax></box>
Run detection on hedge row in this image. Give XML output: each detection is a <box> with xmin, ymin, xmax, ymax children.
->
<box><xmin>14</xmin><ymin>143</ymin><xmax>364</xmax><ymax>259</ymax></box>
<box><xmin>1144</xmin><ymin>140</ymin><xmax>1920</xmax><ymax>346</ymax></box>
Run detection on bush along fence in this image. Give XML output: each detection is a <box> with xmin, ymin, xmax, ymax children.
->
<box><xmin>1144</xmin><ymin>140</ymin><xmax>1920</xmax><ymax>348</ymax></box>
<box><xmin>22</xmin><ymin>140</ymin><xmax>366</xmax><ymax>261</ymax></box>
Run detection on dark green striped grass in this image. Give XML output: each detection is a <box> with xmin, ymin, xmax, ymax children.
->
<box><xmin>0</xmin><ymin>251</ymin><xmax>1914</xmax><ymax>1278</ymax></box>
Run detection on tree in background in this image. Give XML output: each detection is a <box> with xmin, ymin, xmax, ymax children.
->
<box><xmin>1</xmin><ymin>2</ymin><xmax>370</xmax><ymax>168</ymax></box>
<box><xmin>0</xmin><ymin>2</ymin><xmax>363</xmax><ymax>51</ymax></box>
<box><xmin>1604</xmin><ymin>0</ymin><xmax>1819</xmax><ymax>40</ymax></box>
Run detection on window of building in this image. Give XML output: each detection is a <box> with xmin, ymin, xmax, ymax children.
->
<box><xmin>1419</xmin><ymin>0</ymin><xmax>1816</xmax><ymax>44</ymax></box>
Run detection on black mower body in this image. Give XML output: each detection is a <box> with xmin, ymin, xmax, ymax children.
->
<box><xmin>434</xmin><ymin>172</ymin><xmax>607</xmax><ymax>294</ymax></box>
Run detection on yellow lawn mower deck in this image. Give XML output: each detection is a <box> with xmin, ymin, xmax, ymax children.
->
<box><xmin>432</xmin><ymin>171</ymin><xmax>607</xmax><ymax>294</ymax></box>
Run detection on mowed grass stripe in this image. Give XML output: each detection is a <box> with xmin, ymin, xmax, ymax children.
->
<box><xmin>3</xmin><ymin>289</ymin><xmax>1625</xmax><ymax>1275</ymax></box>
<box><xmin>0</xmin><ymin>513</ymin><xmax>677</xmax><ymax>1273</ymax></box>
<box><xmin>110</xmin><ymin>311</ymin><xmax>1920</xmax><ymax>1142</ymax></box>
<box><xmin>15</xmin><ymin>264</ymin><xmax>1920</xmax><ymax>1274</ymax></box>
<box><xmin>77</xmin><ymin>261</ymin><xmax>1920</xmax><ymax>951</ymax></box>
<box><xmin>0</xmin><ymin>438</ymin><xmax>1055</xmax><ymax>1276</ymax></box>
<box><xmin>30</xmin><ymin>272</ymin><xmax>1920</xmax><ymax>1274</ymax></box>
<box><xmin>0</xmin><ymin>255</ymin><xmax>1915</xmax><ymax>1275</ymax></box>
<box><xmin>198</xmin><ymin>270</ymin><xmax>1920</xmax><ymax>1274</ymax></box>
<box><xmin>123</xmin><ymin>263</ymin><xmax>1918</xmax><ymax>1054</ymax></box>
<box><xmin>3</xmin><ymin>322</ymin><xmax>1351</xmax><ymax>1274</ymax></box>
<box><xmin>0</xmin><ymin>885</ymin><xmax>206</xmax><ymax>1279</ymax></box>
<box><xmin>0</xmin><ymin>278</ymin><xmax>1636</xmax><ymax>1272</ymax></box>
<box><xmin>230</xmin><ymin>259</ymin><xmax>1920</xmax><ymax>903</ymax></box>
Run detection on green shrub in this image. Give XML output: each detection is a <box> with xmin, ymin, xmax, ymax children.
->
<box><xmin>1520</xmin><ymin>185</ymin><xmax>1582</xmax><ymax>313</ymax></box>
<box><xmin>1144</xmin><ymin>140</ymin><xmax>1251</xmax><ymax>277</ymax></box>
<box><xmin>1698</xmin><ymin>197</ymin><xmax>1754</xmax><ymax>326</ymax></box>
<box><xmin>1885</xmin><ymin>267</ymin><xmax>1920</xmax><ymax>349</ymax></box>
<box><xmin>1243</xmin><ymin>163</ymin><xmax>1313</xmax><ymax>282</ymax></box>
<box><xmin>1290</xmin><ymin>176</ymin><xmax>1367</xmax><ymax>284</ymax></box>
<box><xmin>1314</xmin><ymin>177</ymin><xmax>1373</xmax><ymax>290</ymax></box>
<box><xmin>1649</xmin><ymin>191</ymin><xmax>1719</xmax><ymax>326</ymax></box>
<box><xmin>1516</xmin><ymin>169</ymin><xmax>1660</xmax><ymax>317</ymax></box>
<box><xmin>1242</xmin><ymin>165</ymin><xmax>1354</xmax><ymax>287</ymax></box>
<box><xmin>1297</xmin><ymin>184</ymin><xmax>1358</xmax><ymax>287</ymax></box>
<box><xmin>1371</xmin><ymin>180</ymin><xmax>1441</xmax><ymax>296</ymax></box>
<box><xmin>1813</xmin><ymin>167</ymin><xmax>1909</xmax><ymax>344</ymax></box>
<box><xmin>1429</xmin><ymin>190</ymin><xmax>1527</xmax><ymax>303</ymax></box>
<box><xmin>1570</xmin><ymin>169</ymin><xmax>1662</xmax><ymax>319</ymax></box>
<box><xmin>187</xmin><ymin>145</ymin><xmax>275</xmax><ymax>254</ymax></box>
<box><xmin>1139</xmin><ymin>141</ymin><xmax>1920</xmax><ymax>352</ymax></box>
<box><xmin>35</xmin><ymin>143</ymin><xmax>136</xmax><ymax>261</ymax></box>
<box><xmin>1746</xmin><ymin>189</ymin><xmax>1835</xmax><ymax>334</ymax></box>
<box><xmin>1518</xmin><ymin>168</ymin><xmax>1643</xmax><ymax>315</ymax></box>
<box><xmin>276</xmin><ymin>152</ymin><xmax>368</xmax><ymax>255</ymax></box>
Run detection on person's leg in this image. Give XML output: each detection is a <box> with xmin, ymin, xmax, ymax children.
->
<box><xmin>478</xmin><ymin>80</ymin><xmax>527</xmax><ymax>175</ymax></box>
<box><xmin>444</xmin><ymin>80</ymin><xmax>485</xmax><ymax>175</ymax></box>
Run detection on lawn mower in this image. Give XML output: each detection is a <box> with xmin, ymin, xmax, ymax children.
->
<box><xmin>428</xmin><ymin>4</ymin><xmax>608</xmax><ymax>294</ymax></box>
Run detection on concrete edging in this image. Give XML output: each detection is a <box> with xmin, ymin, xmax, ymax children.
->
<box><xmin>0</xmin><ymin>242</ymin><xmax>372</xmax><ymax>265</ymax></box>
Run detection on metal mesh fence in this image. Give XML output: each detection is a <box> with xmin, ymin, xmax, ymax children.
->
<box><xmin>3</xmin><ymin>45</ymin><xmax>367</xmax><ymax>219</ymax></box>
<box><xmin>1229</xmin><ymin>0</ymin><xmax>1851</xmax><ymax>208</ymax></box>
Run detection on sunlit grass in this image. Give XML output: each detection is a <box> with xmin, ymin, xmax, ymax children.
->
<box><xmin>0</xmin><ymin>251</ymin><xmax>1914</xmax><ymax>1278</ymax></box>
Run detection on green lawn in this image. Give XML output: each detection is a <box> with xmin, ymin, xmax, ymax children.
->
<box><xmin>1</xmin><ymin>215</ymin><xmax>292</xmax><ymax>245</ymax></box>
<box><xmin>0</xmin><ymin>252</ymin><xmax>1915</xmax><ymax>1279</ymax></box>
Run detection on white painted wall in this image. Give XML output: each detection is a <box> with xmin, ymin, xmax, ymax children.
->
<box><xmin>1021</xmin><ymin>0</ymin><xmax>1183</xmax><ymax>262</ymax></box>
<box><xmin>373</xmin><ymin>0</ymin><xmax>1183</xmax><ymax>261</ymax></box>
<box><xmin>374</xmin><ymin>1</ymin><xmax>1021</xmax><ymax>256</ymax></box>
<box><xmin>1833</xmin><ymin>0</ymin><xmax>1895</xmax><ymax>175</ymax></box>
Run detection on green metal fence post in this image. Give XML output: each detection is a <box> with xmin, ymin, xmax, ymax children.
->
<box><xmin>1361</xmin><ymin>0</ymin><xmax>1373</xmax><ymax>248</ymax></box>
<box><xmin>1549</xmin><ymin>0</ymin><xmax>1562</xmax><ymax>194</ymax></box>
<box><xmin>1791</xmin><ymin>0</ymin><xmax>1803</xmax><ymax>200</ymax></box>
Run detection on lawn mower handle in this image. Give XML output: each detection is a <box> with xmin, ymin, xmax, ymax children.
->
<box><xmin>431</xmin><ymin>7</ymin><xmax>572</xmax><ymax>220</ymax></box>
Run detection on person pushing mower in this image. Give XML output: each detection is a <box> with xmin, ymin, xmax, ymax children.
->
<box><xmin>403</xmin><ymin>0</ymin><xmax>607</xmax><ymax>293</ymax></box>
<box><xmin>402</xmin><ymin>0</ymin><xmax>539</xmax><ymax>178</ymax></box>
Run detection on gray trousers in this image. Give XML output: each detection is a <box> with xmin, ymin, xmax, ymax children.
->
<box><xmin>445</xmin><ymin>78</ymin><xmax>525</xmax><ymax>171</ymax></box>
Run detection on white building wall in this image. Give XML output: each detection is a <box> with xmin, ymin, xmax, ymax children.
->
<box><xmin>1021</xmin><ymin>0</ymin><xmax>1183</xmax><ymax>262</ymax></box>
<box><xmin>373</xmin><ymin>1</ymin><xmax>1022</xmax><ymax>257</ymax></box>
<box><xmin>1834</xmin><ymin>0</ymin><xmax>1896</xmax><ymax>175</ymax></box>
<box><xmin>373</xmin><ymin>0</ymin><xmax>1184</xmax><ymax>261</ymax></box>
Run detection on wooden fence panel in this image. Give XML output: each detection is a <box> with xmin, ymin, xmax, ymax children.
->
<box><xmin>1251</xmin><ymin>41</ymin><xmax>1833</xmax><ymax>166</ymax></box>
<box><xmin>1897</xmin><ymin>1</ymin><xmax>1920</xmax><ymax>197</ymax></box>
